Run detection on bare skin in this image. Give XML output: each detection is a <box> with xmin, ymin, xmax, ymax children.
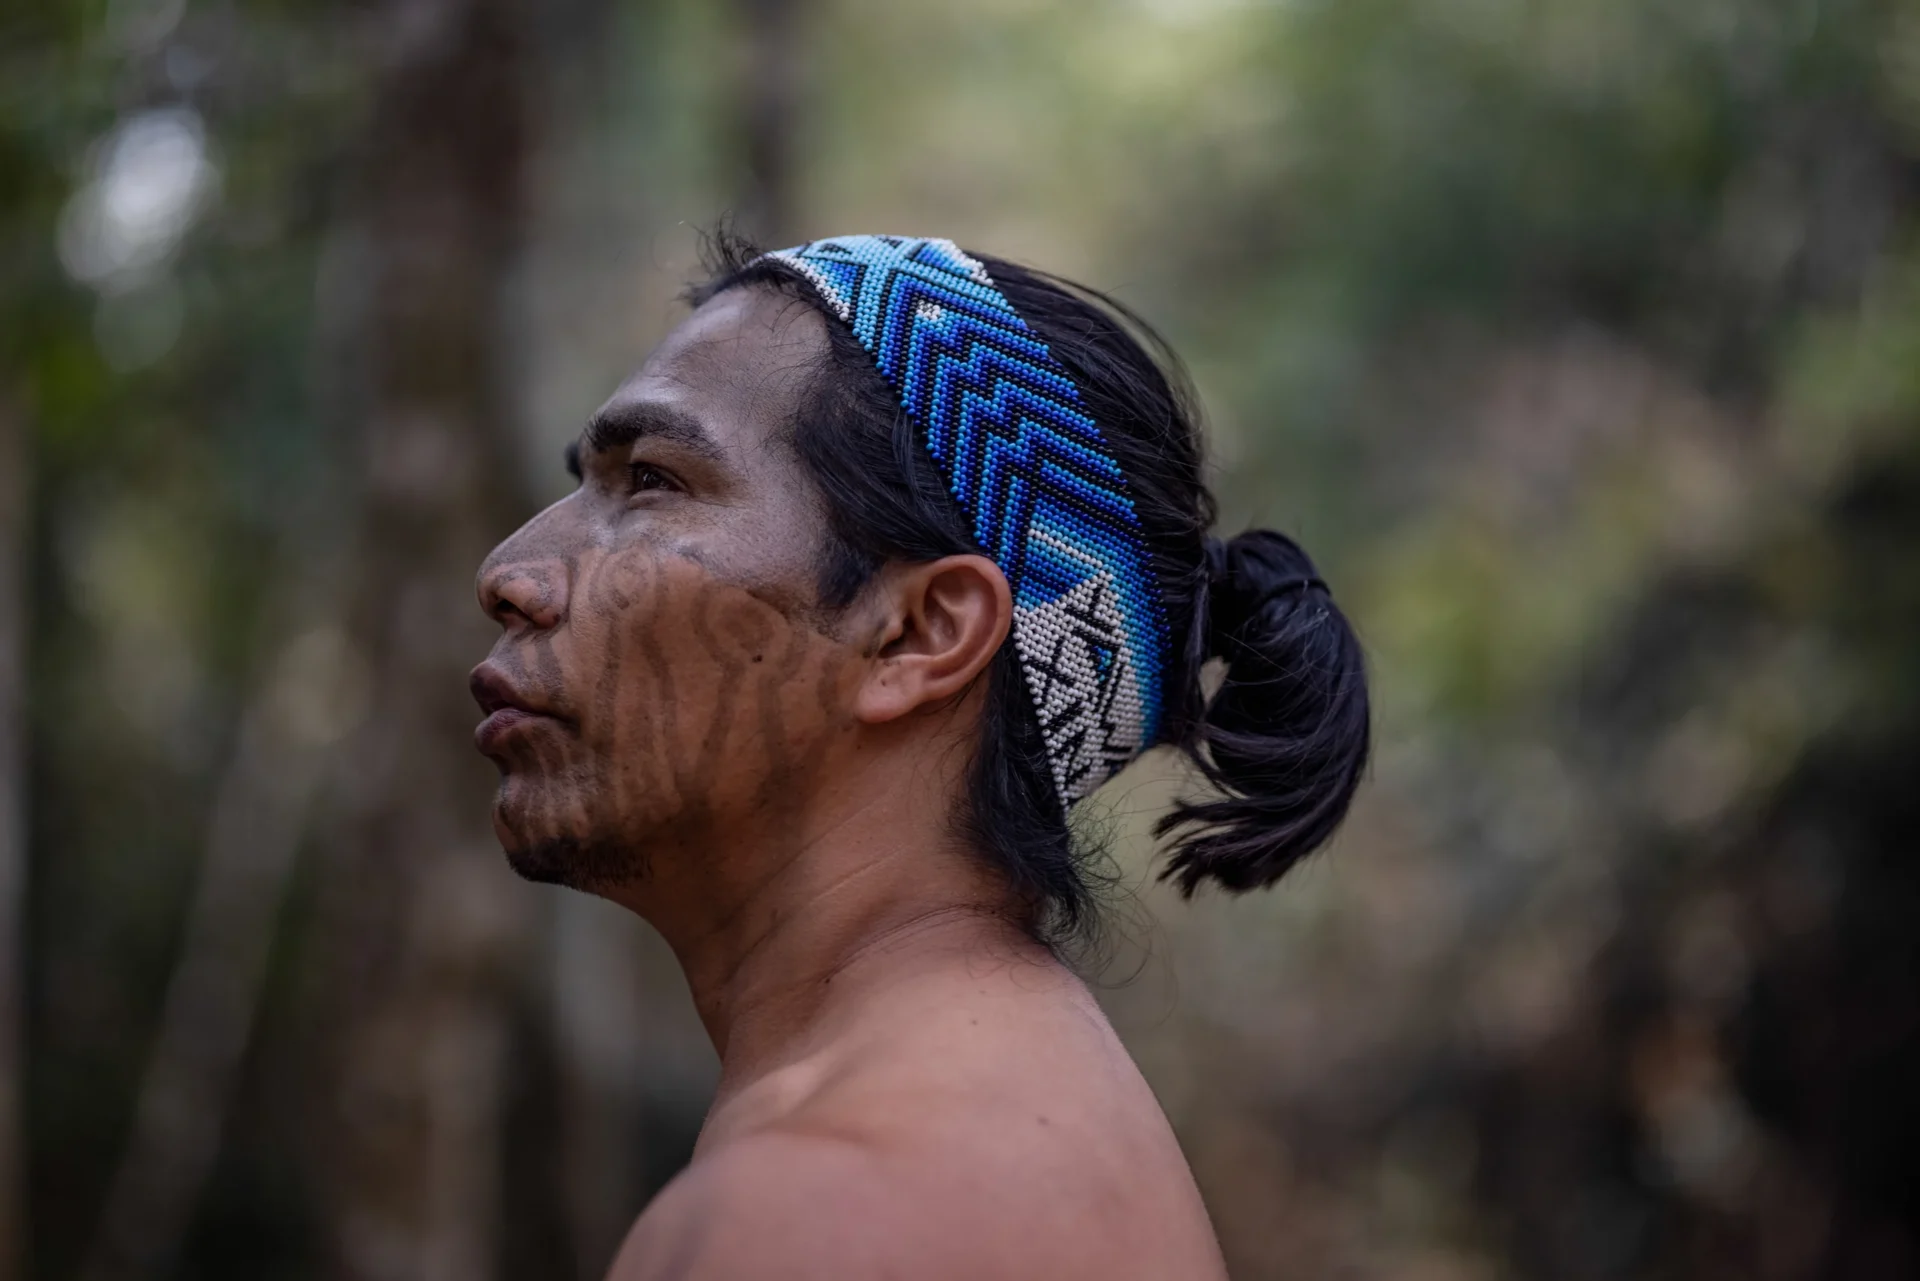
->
<box><xmin>472</xmin><ymin>287</ymin><xmax>1228</xmax><ymax>1280</ymax></box>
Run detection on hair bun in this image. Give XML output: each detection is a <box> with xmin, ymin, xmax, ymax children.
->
<box><xmin>1158</xmin><ymin>527</ymin><xmax>1369</xmax><ymax>896</ymax></box>
<box><xmin>1202</xmin><ymin>530</ymin><xmax>1330</xmax><ymax>658</ymax></box>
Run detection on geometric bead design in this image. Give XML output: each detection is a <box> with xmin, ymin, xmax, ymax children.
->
<box><xmin>764</xmin><ymin>235</ymin><xmax>1169</xmax><ymax>805</ymax></box>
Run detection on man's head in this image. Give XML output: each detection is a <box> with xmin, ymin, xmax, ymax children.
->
<box><xmin>472</xmin><ymin>283</ymin><xmax>1014</xmax><ymax>901</ymax></box>
<box><xmin>473</xmin><ymin>234</ymin><xmax>1373</xmax><ymax>947</ymax></box>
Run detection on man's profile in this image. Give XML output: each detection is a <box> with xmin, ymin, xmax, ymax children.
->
<box><xmin>470</xmin><ymin>234</ymin><xmax>1369</xmax><ymax>1279</ymax></box>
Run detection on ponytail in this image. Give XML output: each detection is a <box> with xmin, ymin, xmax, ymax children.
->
<box><xmin>1156</xmin><ymin>529</ymin><xmax>1371</xmax><ymax>895</ymax></box>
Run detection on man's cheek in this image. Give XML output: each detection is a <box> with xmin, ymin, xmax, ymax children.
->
<box><xmin>561</xmin><ymin>574</ymin><xmax>720</xmax><ymax>821</ymax></box>
<box><xmin>569</xmin><ymin>547</ymin><xmax>852</xmax><ymax>808</ymax></box>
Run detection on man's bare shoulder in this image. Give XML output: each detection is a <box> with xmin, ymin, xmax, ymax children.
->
<box><xmin>605</xmin><ymin>989</ymin><xmax>1229</xmax><ymax>1281</ymax></box>
<box><xmin>604</xmin><ymin>1128</ymin><xmax>981</xmax><ymax>1281</ymax></box>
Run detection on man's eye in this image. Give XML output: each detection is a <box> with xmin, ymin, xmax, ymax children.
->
<box><xmin>629</xmin><ymin>462</ymin><xmax>675</xmax><ymax>494</ymax></box>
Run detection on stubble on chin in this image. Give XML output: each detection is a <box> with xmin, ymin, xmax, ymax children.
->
<box><xmin>503</xmin><ymin>828</ymin><xmax>647</xmax><ymax>894</ymax></box>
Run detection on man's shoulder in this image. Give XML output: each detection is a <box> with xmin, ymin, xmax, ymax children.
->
<box><xmin>603</xmin><ymin>979</ymin><xmax>1227</xmax><ymax>1280</ymax></box>
<box><xmin>604</xmin><ymin>1086</ymin><xmax>1223</xmax><ymax>1281</ymax></box>
<box><xmin>603</xmin><ymin>1128</ymin><xmax>961</xmax><ymax>1281</ymax></box>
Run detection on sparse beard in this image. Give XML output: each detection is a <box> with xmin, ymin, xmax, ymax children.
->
<box><xmin>504</xmin><ymin>831</ymin><xmax>649</xmax><ymax>894</ymax></box>
<box><xmin>494</xmin><ymin>775</ymin><xmax>651</xmax><ymax>892</ymax></box>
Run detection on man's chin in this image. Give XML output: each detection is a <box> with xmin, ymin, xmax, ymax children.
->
<box><xmin>502</xmin><ymin>837</ymin><xmax>579</xmax><ymax>886</ymax></box>
<box><xmin>496</xmin><ymin>822</ymin><xmax>647</xmax><ymax>894</ymax></box>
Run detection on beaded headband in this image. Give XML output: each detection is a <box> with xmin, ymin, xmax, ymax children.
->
<box><xmin>762</xmin><ymin>235</ymin><xmax>1169</xmax><ymax>806</ymax></box>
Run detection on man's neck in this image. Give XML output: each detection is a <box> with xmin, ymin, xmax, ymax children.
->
<box><xmin>605</xmin><ymin>748</ymin><xmax>1037</xmax><ymax>1093</ymax></box>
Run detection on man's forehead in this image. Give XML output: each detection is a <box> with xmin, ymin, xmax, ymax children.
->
<box><xmin>595</xmin><ymin>287</ymin><xmax>829</xmax><ymax>452</ymax></box>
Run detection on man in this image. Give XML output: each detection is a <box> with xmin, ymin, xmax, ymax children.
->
<box><xmin>471</xmin><ymin>235</ymin><xmax>1368</xmax><ymax>1279</ymax></box>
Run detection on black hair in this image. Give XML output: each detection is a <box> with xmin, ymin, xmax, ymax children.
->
<box><xmin>686</xmin><ymin>230</ymin><xmax>1370</xmax><ymax>949</ymax></box>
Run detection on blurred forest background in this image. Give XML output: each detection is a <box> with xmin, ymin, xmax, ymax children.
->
<box><xmin>4</xmin><ymin>0</ymin><xmax>1919</xmax><ymax>1278</ymax></box>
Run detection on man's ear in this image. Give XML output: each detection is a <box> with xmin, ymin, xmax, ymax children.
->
<box><xmin>854</xmin><ymin>555</ymin><xmax>1013</xmax><ymax>725</ymax></box>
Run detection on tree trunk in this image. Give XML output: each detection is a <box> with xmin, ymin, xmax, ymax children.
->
<box><xmin>735</xmin><ymin>0</ymin><xmax>806</xmax><ymax>244</ymax></box>
<box><xmin>78</xmin><ymin>627</ymin><xmax>347</xmax><ymax>1281</ymax></box>
<box><xmin>316</xmin><ymin>3</ymin><xmax>538</xmax><ymax>1278</ymax></box>
<box><xmin>0</xmin><ymin>396</ymin><xmax>26</xmax><ymax>1281</ymax></box>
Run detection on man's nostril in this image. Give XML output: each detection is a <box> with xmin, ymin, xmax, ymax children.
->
<box><xmin>484</xmin><ymin>566</ymin><xmax>563</xmax><ymax>630</ymax></box>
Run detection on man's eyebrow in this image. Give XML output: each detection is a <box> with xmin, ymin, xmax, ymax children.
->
<box><xmin>582</xmin><ymin>401</ymin><xmax>725</xmax><ymax>460</ymax></box>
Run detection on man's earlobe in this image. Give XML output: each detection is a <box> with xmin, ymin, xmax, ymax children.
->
<box><xmin>854</xmin><ymin>555</ymin><xmax>1012</xmax><ymax>725</ymax></box>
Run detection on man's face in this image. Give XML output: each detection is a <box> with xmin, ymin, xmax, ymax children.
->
<box><xmin>471</xmin><ymin>287</ymin><xmax>864</xmax><ymax>892</ymax></box>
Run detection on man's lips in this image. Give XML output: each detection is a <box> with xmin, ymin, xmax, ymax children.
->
<box><xmin>470</xmin><ymin>663</ymin><xmax>566</xmax><ymax>754</ymax></box>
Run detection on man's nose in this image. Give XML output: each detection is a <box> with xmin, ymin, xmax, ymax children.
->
<box><xmin>477</xmin><ymin>554</ymin><xmax>569</xmax><ymax>631</ymax></box>
<box><xmin>476</xmin><ymin>525</ymin><xmax>571</xmax><ymax>632</ymax></box>
<box><xmin>480</xmin><ymin>564</ymin><xmax>564</xmax><ymax>631</ymax></box>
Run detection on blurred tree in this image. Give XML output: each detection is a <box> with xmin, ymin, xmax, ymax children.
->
<box><xmin>307</xmin><ymin>1</ymin><xmax>545</xmax><ymax>1279</ymax></box>
<box><xmin>81</xmin><ymin>648</ymin><xmax>333</xmax><ymax>1281</ymax></box>
<box><xmin>732</xmin><ymin>0</ymin><xmax>806</xmax><ymax>244</ymax></box>
<box><xmin>0</xmin><ymin>394</ymin><xmax>25</xmax><ymax>1281</ymax></box>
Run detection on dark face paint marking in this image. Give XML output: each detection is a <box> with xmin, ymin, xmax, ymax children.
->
<box><xmin>475</xmin><ymin>287</ymin><xmax>870</xmax><ymax>898</ymax></box>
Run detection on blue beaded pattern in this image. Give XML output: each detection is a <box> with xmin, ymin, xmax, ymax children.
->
<box><xmin>764</xmin><ymin>235</ymin><xmax>1168</xmax><ymax>804</ymax></box>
